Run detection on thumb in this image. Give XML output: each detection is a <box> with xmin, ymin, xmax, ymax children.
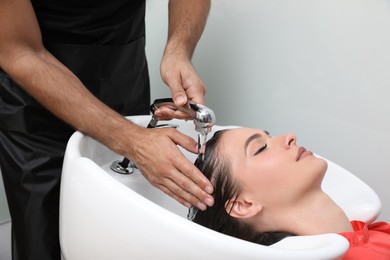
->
<box><xmin>169</xmin><ymin>81</ymin><xmax>188</xmax><ymax>107</ymax></box>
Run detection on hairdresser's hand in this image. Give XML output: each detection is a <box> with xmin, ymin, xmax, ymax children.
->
<box><xmin>155</xmin><ymin>51</ymin><xmax>206</xmax><ymax>120</ymax></box>
<box><xmin>129</xmin><ymin>127</ymin><xmax>214</xmax><ymax>210</ymax></box>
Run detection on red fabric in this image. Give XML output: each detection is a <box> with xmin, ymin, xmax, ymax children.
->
<box><xmin>338</xmin><ymin>221</ymin><xmax>390</xmax><ymax>260</ymax></box>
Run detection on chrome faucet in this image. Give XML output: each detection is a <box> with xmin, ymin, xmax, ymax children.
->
<box><xmin>110</xmin><ymin>98</ymin><xmax>216</xmax><ymax>174</ymax></box>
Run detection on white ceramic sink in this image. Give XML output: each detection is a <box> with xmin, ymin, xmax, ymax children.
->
<box><xmin>60</xmin><ymin>115</ymin><xmax>381</xmax><ymax>260</ymax></box>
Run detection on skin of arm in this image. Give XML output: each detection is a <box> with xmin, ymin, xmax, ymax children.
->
<box><xmin>0</xmin><ymin>0</ymin><xmax>214</xmax><ymax>210</ymax></box>
<box><xmin>155</xmin><ymin>0</ymin><xmax>211</xmax><ymax>120</ymax></box>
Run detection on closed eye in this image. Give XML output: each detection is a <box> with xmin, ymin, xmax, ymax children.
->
<box><xmin>253</xmin><ymin>144</ymin><xmax>267</xmax><ymax>156</ymax></box>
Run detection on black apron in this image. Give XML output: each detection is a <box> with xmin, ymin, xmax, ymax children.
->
<box><xmin>0</xmin><ymin>1</ymin><xmax>149</xmax><ymax>259</ymax></box>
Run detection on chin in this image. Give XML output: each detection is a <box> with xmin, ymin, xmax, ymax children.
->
<box><xmin>309</xmin><ymin>156</ymin><xmax>328</xmax><ymax>177</ymax></box>
<box><xmin>312</xmin><ymin>154</ymin><xmax>328</xmax><ymax>166</ymax></box>
<box><xmin>316</xmin><ymin>157</ymin><xmax>328</xmax><ymax>177</ymax></box>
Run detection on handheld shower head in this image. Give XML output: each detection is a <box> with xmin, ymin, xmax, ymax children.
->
<box><xmin>149</xmin><ymin>98</ymin><xmax>216</xmax><ymax>135</ymax></box>
<box><xmin>150</xmin><ymin>98</ymin><xmax>216</xmax><ymax>163</ymax></box>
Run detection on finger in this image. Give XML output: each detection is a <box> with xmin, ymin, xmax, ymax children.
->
<box><xmin>162</xmin><ymin>169</ymin><xmax>212</xmax><ymax>210</ymax></box>
<box><xmin>154</xmin><ymin>107</ymin><xmax>193</xmax><ymax>121</ymax></box>
<box><xmin>156</xmin><ymin>178</ymin><xmax>208</xmax><ymax>211</ymax></box>
<box><xmin>162</xmin><ymin>143</ymin><xmax>213</xmax><ymax>197</ymax></box>
<box><xmin>157</xmin><ymin>183</ymin><xmax>192</xmax><ymax>208</ymax></box>
<box><xmin>175</xmin><ymin>157</ymin><xmax>214</xmax><ymax>201</ymax></box>
<box><xmin>143</xmin><ymin>146</ymin><xmax>212</xmax><ymax>208</ymax></box>
<box><xmin>168</xmin><ymin>129</ymin><xmax>200</xmax><ymax>154</ymax></box>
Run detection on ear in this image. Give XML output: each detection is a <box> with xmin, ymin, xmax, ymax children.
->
<box><xmin>225</xmin><ymin>197</ymin><xmax>262</xmax><ymax>219</ymax></box>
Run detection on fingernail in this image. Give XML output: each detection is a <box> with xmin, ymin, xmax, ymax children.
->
<box><xmin>205</xmin><ymin>185</ymin><xmax>213</xmax><ymax>194</ymax></box>
<box><xmin>196</xmin><ymin>202</ymin><xmax>207</xmax><ymax>211</ymax></box>
<box><xmin>184</xmin><ymin>202</ymin><xmax>191</xmax><ymax>208</ymax></box>
<box><xmin>204</xmin><ymin>197</ymin><xmax>214</xmax><ymax>207</ymax></box>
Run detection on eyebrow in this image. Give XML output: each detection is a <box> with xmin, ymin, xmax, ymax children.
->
<box><xmin>244</xmin><ymin>133</ymin><xmax>262</xmax><ymax>156</ymax></box>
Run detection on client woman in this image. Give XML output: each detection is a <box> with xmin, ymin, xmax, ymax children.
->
<box><xmin>190</xmin><ymin>128</ymin><xmax>390</xmax><ymax>259</ymax></box>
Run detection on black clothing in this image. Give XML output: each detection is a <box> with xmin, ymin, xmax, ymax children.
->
<box><xmin>0</xmin><ymin>0</ymin><xmax>149</xmax><ymax>259</ymax></box>
<box><xmin>31</xmin><ymin>0</ymin><xmax>146</xmax><ymax>45</ymax></box>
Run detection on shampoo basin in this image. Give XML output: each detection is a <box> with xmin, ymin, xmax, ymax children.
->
<box><xmin>60</xmin><ymin>115</ymin><xmax>381</xmax><ymax>260</ymax></box>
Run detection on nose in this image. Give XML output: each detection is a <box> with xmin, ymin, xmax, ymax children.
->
<box><xmin>272</xmin><ymin>133</ymin><xmax>297</xmax><ymax>149</ymax></box>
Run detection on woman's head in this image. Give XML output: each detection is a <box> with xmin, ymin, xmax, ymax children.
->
<box><xmin>192</xmin><ymin>128</ymin><xmax>328</xmax><ymax>244</ymax></box>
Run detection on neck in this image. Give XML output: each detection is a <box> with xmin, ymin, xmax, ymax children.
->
<box><xmin>254</xmin><ymin>191</ymin><xmax>353</xmax><ymax>235</ymax></box>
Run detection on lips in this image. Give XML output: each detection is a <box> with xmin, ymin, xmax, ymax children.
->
<box><xmin>296</xmin><ymin>147</ymin><xmax>313</xmax><ymax>161</ymax></box>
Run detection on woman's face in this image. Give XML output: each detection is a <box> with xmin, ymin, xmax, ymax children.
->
<box><xmin>219</xmin><ymin>128</ymin><xmax>328</xmax><ymax>209</ymax></box>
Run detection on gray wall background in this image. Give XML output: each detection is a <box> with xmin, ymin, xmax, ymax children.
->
<box><xmin>1</xmin><ymin>0</ymin><xmax>390</xmax><ymax>224</ymax></box>
<box><xmin>146</xmin><ymin>0</ymin><xmax>390</xmax><ymax>221</ymax></box>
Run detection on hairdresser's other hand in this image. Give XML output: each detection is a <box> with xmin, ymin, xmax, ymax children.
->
<box><xmin>129</xmin><ymin>126</ymin><xmax>214</xmax><ymax>210</ymax></box>
<box><xmin>155</xmin><ymin>51</ymin><xmax>206</xmax><ymax>120</ymax></box>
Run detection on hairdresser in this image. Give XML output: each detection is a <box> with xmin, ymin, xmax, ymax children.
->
<box><xmin>0</xmin><ymin>0</ymin><xmax>214</xmax><ymax>259</ymax></box>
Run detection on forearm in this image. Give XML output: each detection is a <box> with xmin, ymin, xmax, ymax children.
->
<box><xmin>3</xmin><ymin>49</ymin><xmax>141</xmax><ymax>157</ymax></box>
<box><xmin>166</xmin><ymin>0</ymin><xmax>211</xmax><ymax>58</ymax></box>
